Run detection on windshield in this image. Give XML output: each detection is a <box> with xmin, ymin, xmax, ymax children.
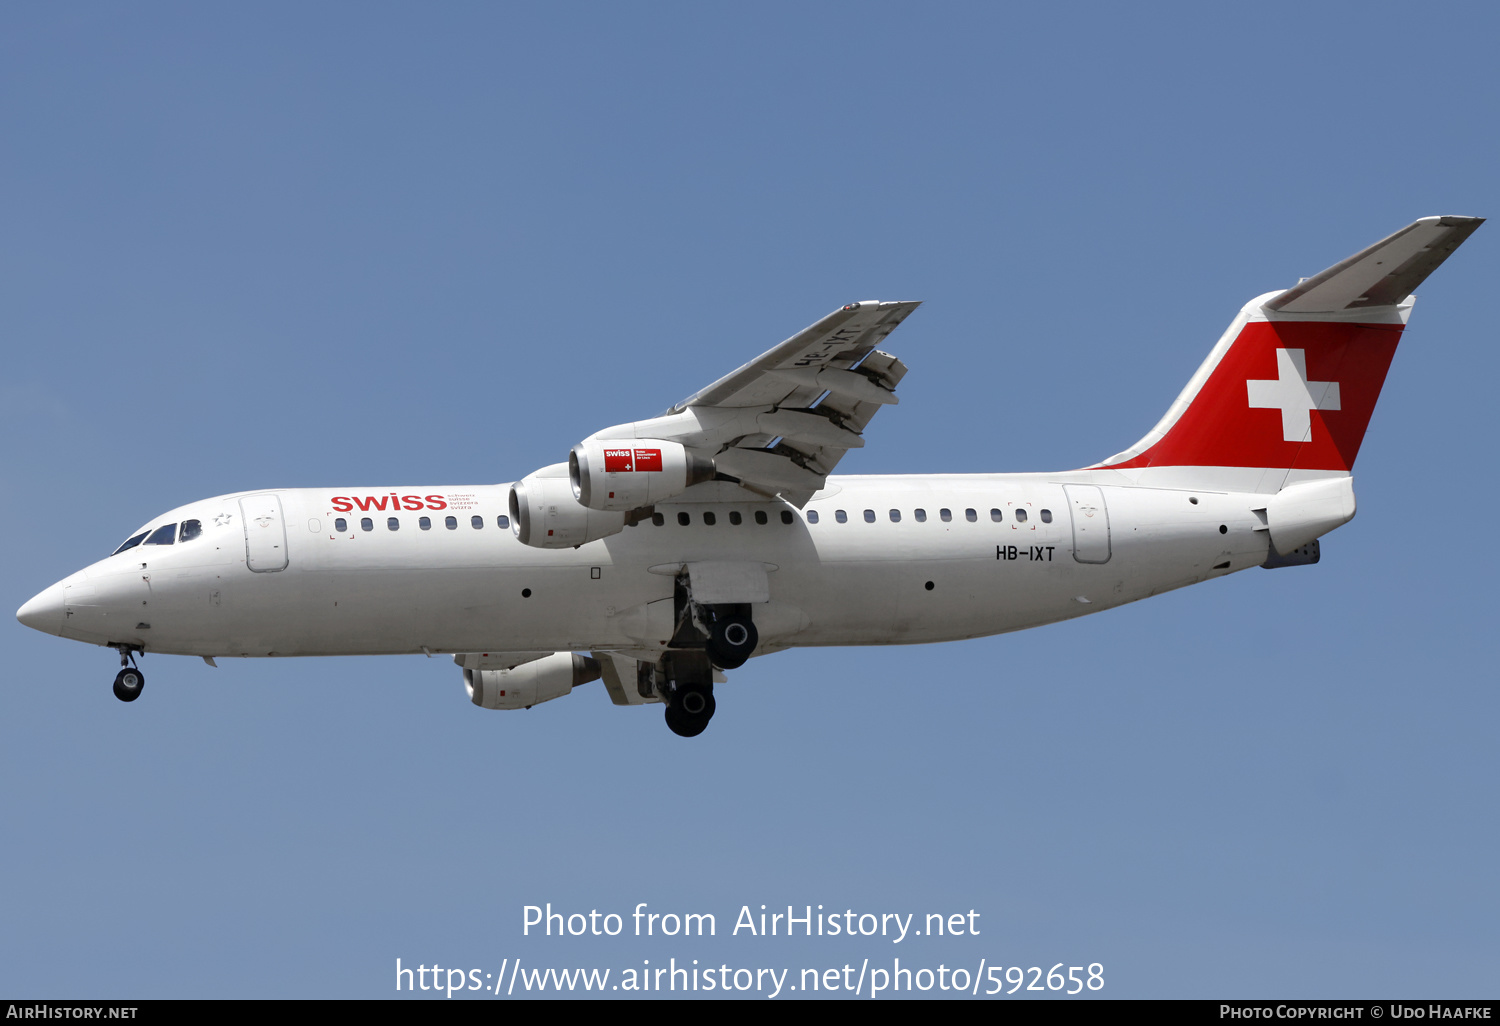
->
<box><xmin>113</xmin><ymin>517</ymin><xmax>206</xmax><ymax>555</ymax></box>
<box><xmin>144</xmin><ymin>524</ymin><xmax>177</xmax><ymax>546</ymax></box>
<box><xmin>112</xmin><ymin>531</ymin><xmax>149</xmax><ymax>555</ymax></box>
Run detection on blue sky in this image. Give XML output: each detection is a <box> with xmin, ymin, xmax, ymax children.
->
<box><xmin>3</xmin><ymin>2</ymin><xmax>1497</xmax><ymax>999</ymax></box>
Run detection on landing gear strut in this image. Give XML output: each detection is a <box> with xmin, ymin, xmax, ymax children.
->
<box><xmin>653</xmin><ymin>579</ymin><xmax>756</xmax><ymax>736</ymax></box>
<box><xmin>112</xmin><ymin>645</ymin><xmax>145</xmax><ymax>703</ymax></box>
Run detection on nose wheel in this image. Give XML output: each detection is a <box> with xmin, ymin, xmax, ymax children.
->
<box><xmin>111</xmin><ymin>645</ymin><xmax>145</xmax><ymax>703</ymax></box>
<box><xmin>113</xmin><ymin>667</ymin><xmax>145</xmax><ymax>702</ymax></box>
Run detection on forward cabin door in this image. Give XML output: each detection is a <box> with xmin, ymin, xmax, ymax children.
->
<box><xmin>239</xmin><ymin>494</ymin><xmax>289</xmax><ymax>572</ymax></box>
<box><xmin>1063</xmin><ymin>484</ymin><xmax>1111</xmax><ymax>564</ymax></box>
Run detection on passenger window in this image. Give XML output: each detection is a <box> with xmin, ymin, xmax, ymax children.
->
<box><xmin>806</xmin><ymin>510</ymin><xmax>819</xmax><ymax>524</ymax></box>
<box><xmin>179</xmin><ymin>519</ymin><xmax>202</xmax><ymax>542</ymax></box>
<box><xmin>755</xmin><ymin>511</ymin><xmax>768</xmax><ymax>525</ymax></box>
<box><xmin>703</xmin><ymin>511</ymin><xmax>717</xmax><ymax>526</ymax></box>
<box><xmin>388</xmin><ymin>517</ymin><xmax>400</xmax><ymax>531</ymax></box>
<box><xmin>419</xmin><ymin>517</ymin><xmax>431</xmax><ymax>530</ymax></box>
<box><xmin>914</xmin><ymin>508</ymin><xmax>926</xmax><ymax>522</ymax></box>
<box><xmin>1015</xmin><ymin>509</ymin><xmax>1028</xmax><ymax>523</ymax></box>
<box><xmin>471</xmin><ymin>516</ymin><xmax>483</xmax><ymax>529</ymax></box>
<box><xmin>361</xmin><ymin>518</ymin><xmax>374</xmax><ymax>532</ymax></box>
<box><xmin>113</xmin><ymin>532</ymin><xmax>149</xmax><ymax>555</ymax></box>
<box><xmin>652</xmin><ymin>512</ymin><xmax>665</xmax><ymax>526</ymax></box>
<box><xmin>729</xmin><ymin>511</ymin><xmax>742</xmax><ymax>525</ymax></box>
<box><xmin>965</xmin><ymin>508</ymin><xmax>977</xmax><ymax>522</ymax></box>
<box><xmin>678</xmin><ymin>512</ymin><xmax>691</xmax><ymax>526</ymax></box>
<box><xmin>835</xmin><ymin>510</ymin><xmax>848</xmax><ymax>524</ymax></box>
<box><xmin>144</xmin><ymin>523</ymin><xmax>177</xmax><ymax>545</ymax></box>
<box><xmin>445</xmin><ymin>516</ymin><xmax>457</xmax><ymax>530</ymax></box>
<box><xmin>889</xmin><ymin>509</ymin><xmax>901</xmax><ymax>522</ymax></box>
<box><xmin>1040</xmin><ymin>509</ymin><xmax>1053</xmax><ymax>523</ymax></box>
<box><xmin>990</xmin><ymin>508</ymin><xmax>1002</xmax><ymax>522</ymax></box>
<box><xmin>781</xmin><ymin>510</ymin><xmax>794</xmax><ymax>524</ymax></box>
<box><xmin>497</xmin><ymin>515</ymin><xmax>510</xmax><ymax>529</ymax></box>
<box><xmin>864</xmin><ymin>509</ymin><xmax>876</xmax><ymax>523</ymax></box>
<box><xmin>335</xmin><ymin>518</ymin><xmax>348</xmax><ymax>533</ymax></box>
<box><xmin>940</xmin><ymin>508</ymin><xmax>952</xmax><ymax>522</ymax></box>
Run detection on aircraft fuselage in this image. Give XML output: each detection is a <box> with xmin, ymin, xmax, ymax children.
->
<box><xmin>28</xmin><ymin>472</ymin><xmax>1271</xmax><ymax>661</ymax></box>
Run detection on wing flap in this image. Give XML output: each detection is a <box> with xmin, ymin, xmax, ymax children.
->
<box><xmin>594</xmin><ymin>651</ymin><xmax>661</xmax><ymax>705</ymax></box>
<box><xmin>712</xmin><ymin>448</ymin><xmax>827</xmax><ymax>494</ymax></box>
<box><xmin>676</xmin><ymin>300</ymin><xmax>919</xmax><ymax>411</ymax></box>
<box><xmin>585</xmin><ymin>304</ymin><xmax>919</xmax><ymax>502</ymax></box>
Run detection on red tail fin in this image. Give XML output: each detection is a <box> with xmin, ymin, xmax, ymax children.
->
<box><xmin>1097</xmin><ymin>216</ymin><xmax>1481</xmax><ymax>479</ymax></box>
<box><xmin>1105</xmin><ymin>317</ymin><xmax>1402</xmax><ymax>473</ymax></box>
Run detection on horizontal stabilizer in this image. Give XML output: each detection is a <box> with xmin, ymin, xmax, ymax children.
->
<box><xmin>1265</xmin><ymin>215</ymin><xmax>1483</xmax><ymax>313</ymax></box>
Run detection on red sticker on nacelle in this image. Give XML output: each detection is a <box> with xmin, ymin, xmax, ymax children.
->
<box><xmin>603</xmin><ymin>448</ymin><xmax>662</xmax><ymax>473</ymax></box>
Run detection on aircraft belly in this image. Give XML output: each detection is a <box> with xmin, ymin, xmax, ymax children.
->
<box><xmin>197</xmin><ymin>560</ymin><xmax>655</xmax><ymax>657</ymax></box>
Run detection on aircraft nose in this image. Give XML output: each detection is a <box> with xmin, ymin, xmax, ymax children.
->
<box><xmin>17</xmin><ymin>581</ymin><xmax>66</xmax><ymax>636</ymax></box>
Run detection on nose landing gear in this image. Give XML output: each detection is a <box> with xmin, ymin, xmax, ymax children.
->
<box><xmin>113</xmin><ymin>667</ymin><xmax>145</xmax><ymax>702</ymax></box>
<box><xmin>111</xmin><ymin>645</ymin><xmax>145</xmax><ymax>703</ymax></box>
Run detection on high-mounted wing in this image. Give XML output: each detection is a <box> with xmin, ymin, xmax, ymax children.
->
<box><xmin>583</xmin><ymin>300</ymin><xmax>920</xmax><ymax>505</ymax></box>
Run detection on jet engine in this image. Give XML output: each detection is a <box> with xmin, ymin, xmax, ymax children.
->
<box><xmin>509</xmin><ymin>463</ymin><xmax>627</xmax><ymax>548</ymax></box>
<box><xmin>569</xmin><ymin>439</ymin><xmax>714</xmax><ymax>511</ymax></box>
<box><xmin>463</xmin><ymin>652</ymin><xmax>602</xmax><ymax>710</ymax></box>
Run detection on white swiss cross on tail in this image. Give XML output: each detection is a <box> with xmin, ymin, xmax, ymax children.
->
<box><xmin>1246</xmin><ymin>348</ymin><xmax>1341</xmax><ymax>443</ymax></box>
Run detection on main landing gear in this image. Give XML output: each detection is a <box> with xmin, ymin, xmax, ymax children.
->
<box><xmin>651</xmin><ymin>579</ymin><xmax>762</xmax><ymax>738</ymax></box>
<box><xmin>111</xmin><ymin>645</ymin><xmax>145</xmax><ymax>703</ymax></box>
<box><xmin>656</xmin><ymin>650</ymin><xmax>716</xmax><ymax>738</ymax></box>
<box><xmin>705</xmin><ymin>612</ymin><xmax>757</xmax><ymax>670</ymax></box>
<box><xmin>664</xmin><ymin>680</ymin><xmax>716</xmax><ymax>738</ymax></box>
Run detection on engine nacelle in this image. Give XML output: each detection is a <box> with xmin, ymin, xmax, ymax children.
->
<box><xmin>569</xmin><ymin>439</ymin><xmax>714</xmax><ymax>511</ymax></box>
<box><xmin>464</xmin><ymin>652</ymin><xmax>602</xmax><ymax>710</ymax></box>
<box><xmin>509</xmin><ymin>463</ymin><xmax>626</xmax><ymax>548</ymax></box>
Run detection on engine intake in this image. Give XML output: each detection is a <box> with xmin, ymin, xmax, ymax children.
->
<box><xmin>464</xmin><ymin>652</ymin><xmax>602</xmax><ymax>710</ymax></box>
<box><xmin>570</xmin><ymin>439</ymin><xmax>714</xmax><ymax>511</ymax></box>
<box><xmin>509</xmin><ymin>463</ymin><xmax>627</xmax><ymax>548</ymax></box>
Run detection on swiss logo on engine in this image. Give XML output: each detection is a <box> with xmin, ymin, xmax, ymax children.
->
<box><xmin>604</xmin><ymin>448</ymin><xmax>663</xmax><ymax>473</ymax></box>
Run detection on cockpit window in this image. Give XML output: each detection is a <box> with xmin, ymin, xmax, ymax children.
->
<box><xmin>179</xmin><ymin>519</ymin><xmax>202</xmax><ymax>542</ymax></box>
<box><xmin>144</xmin><ymin>524</ymin><xmax>177</xmax><ymax>546</ymax></box>
<box><xmin>113</xmin><ymin>532</ymin><xmax>149</xmax><ymax>555</ymax></box>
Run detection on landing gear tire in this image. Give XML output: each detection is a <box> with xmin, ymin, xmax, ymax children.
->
<box><xmin>665</xmin><ymin>683</ymin><xmax>715</xmax><ymax>738</ymax></box>
<box><xmin>706</xmin><ymin>616</ymin><xmax>757</xmax><ymax>670</ymax></box>
<box><xmin>113</xmin><ymin>667</ymin><xmax>145</xmax><ymax>703</ymax></box>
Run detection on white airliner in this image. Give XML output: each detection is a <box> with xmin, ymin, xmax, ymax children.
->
<box><xmin>16</xmin><ymin>216</ymin><xmax>1482</xmax><ymax>736</ymax></box>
